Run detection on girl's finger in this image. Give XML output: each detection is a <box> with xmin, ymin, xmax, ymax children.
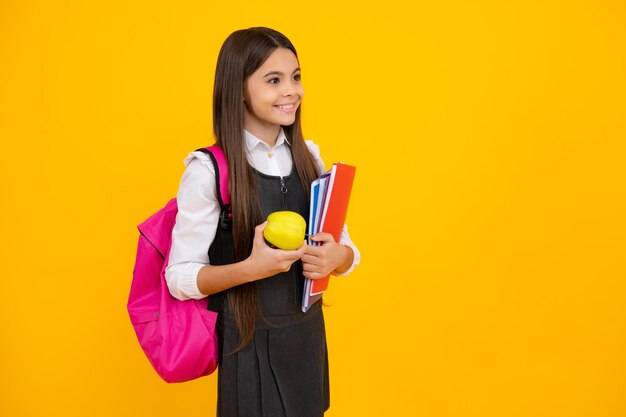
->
<box><xmin>254</xmin><ymin>221</ymin><xmax>269</xmax><ymax>244</ymax></box>
<box><xmin>279</xmin><ymin>251</ymin><xmax>303</xmax><ymax>263</ymax></box>
<box><xmin>303</xmin><ymin>271</ymin><xmax>317</xmax><ymax>279</ymax></box>
<box><xmin>304</xmin><ymin>244</ymin><xmax>323</xmax><ymax>256</ymax></box>
<box><xmin>304</xmin><ymin>271</ymin><xmax>324</xmax><ymax>280</ymax></box>
<box><xmin>301</xmin><ymin>253</ymin><xmax>320</xmax><ymax>263</ymax></box>
<box><xmin>310</xmin><ymin>233</ymin><xmax>335</xmax><ymax>244</ymax></box>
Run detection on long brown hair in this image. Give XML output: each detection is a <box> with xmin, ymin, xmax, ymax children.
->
<box><xmin>213</xmin><ymin>27</ymin><xmax>320</xmax><ymax>351</ymax></box>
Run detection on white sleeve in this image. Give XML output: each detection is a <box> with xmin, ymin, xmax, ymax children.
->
<box><xmin>305</xmin><ymin>140</ymin><xmax>361</xmax><ymax>277</ymax></box>
<box><xmin>165</xmin><ymin>152</ymin><xmax>221</xmax><ymax>300</ymax></box>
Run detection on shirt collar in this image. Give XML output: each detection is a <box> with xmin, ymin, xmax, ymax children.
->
<box><xmin>244</xmin><ymin>127</ymin><xmax>290</xmax><ymax>153</ymax></box>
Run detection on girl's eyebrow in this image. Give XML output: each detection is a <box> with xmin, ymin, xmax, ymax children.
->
<box><xmin>263</xmin><ymin>68</ymin><xmax>301</xmax><ymax>77</ymax></box>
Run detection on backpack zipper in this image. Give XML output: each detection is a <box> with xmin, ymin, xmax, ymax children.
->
<box><xmin>280</xmin><ymin>176</ymin><xmax>288</xmax><ymax>210</ymax></box>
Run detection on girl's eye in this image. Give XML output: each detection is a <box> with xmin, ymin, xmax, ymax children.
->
<box><xmin>268</xmin><ymin>74</ymin><xmax>301</xmax><ymax>84</ymax></box>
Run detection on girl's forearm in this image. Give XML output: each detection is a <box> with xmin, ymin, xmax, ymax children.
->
<box><xmin>196</xmin><ymin>259</ymin><xmax>259</xmax><ymax>296</ymax></box>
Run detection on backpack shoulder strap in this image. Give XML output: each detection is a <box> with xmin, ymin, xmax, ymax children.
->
<box><xmin>195</xmin><ymin>146</ymin><xmax>232</xmax><ymax>230</ymax></box>
<box><xmin>195</xmin><ymin>146</ymin><xmax>230</xmax><ymax>208</ymax></box>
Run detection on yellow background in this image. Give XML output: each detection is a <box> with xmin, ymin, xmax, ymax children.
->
<box><xmin>1</xmin><ymin>0</ymin><xmax>625</xmax><ymax>416</ymax></box>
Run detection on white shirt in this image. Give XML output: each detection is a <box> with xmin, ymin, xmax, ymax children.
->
<box><xmin>165</xmin><ymin>127</ymin><xmax>361</xmax><ymax>301</ymax></box>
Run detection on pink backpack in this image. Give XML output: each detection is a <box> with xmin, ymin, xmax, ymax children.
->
<box><xmin>128</xmin><ymin>145</ymin><xmax>230</xmax><ymax>383</ymax></box>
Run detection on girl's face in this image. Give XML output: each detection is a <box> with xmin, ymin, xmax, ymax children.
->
<box><xmin>243</xmin><ymin>47</ymin><xmax>303</xmax><ymax>140</ymax></box>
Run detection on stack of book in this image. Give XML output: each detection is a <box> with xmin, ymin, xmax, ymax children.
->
<box><xmin>302</xmin><ymin>162</ymin><xmax>356</xmax><ymax>312</ymax></box>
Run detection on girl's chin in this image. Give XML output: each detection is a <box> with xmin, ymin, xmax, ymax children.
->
<box><xmin>274</xmin><ymin>114</ymin><xmax>296</xmax><ymax>124</ymax></box>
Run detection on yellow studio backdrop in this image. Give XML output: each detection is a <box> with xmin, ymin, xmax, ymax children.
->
<box><xmin>1</xmin><ymin>0</ymin><xmax>625</xmax><ymax>416</ymax></box>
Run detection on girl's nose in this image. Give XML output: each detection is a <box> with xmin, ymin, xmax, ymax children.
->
<box><xmin>282</xmin><ymin>80</ymin><xmax>297</xmax><ymax>96</ymax></box>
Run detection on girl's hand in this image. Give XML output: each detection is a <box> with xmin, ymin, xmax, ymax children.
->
<box><xmin>302</xmin><ymin>233</ymin><xmax>352</xmax><ymax>279</ymax></box>
<box><xmin>246</xmin><ymin>221</ymin><xmax>306</xmax><ymax>281</ymax></box>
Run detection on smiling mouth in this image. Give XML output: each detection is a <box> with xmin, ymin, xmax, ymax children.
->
<box><xmin>274</xmin><ymin>103</ymin><xmax>297</xmax><ymax>111</ymax></box>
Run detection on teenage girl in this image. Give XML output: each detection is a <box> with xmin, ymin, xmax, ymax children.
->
<box><xmin>165</xmin><ymin>27</ymin><xmax>360</xmax><ymax>417</ymax></box>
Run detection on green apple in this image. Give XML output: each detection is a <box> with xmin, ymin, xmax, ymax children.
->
<box><xmin>263</xmin><ymin>211</ymin><xmax>306</xmax><ymax>250</ymax></box>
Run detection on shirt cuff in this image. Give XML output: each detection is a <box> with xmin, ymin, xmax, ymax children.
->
<box><xmin>164</xmin><ymin>261</ymin><xmax>207</xmax><ymax>300</ymax></box>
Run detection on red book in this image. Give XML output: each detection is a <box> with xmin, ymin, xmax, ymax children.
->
<box><xmin>303</xmin><ymin>162</ymin><xmax>356</xmax><ymax>310</ymax></box>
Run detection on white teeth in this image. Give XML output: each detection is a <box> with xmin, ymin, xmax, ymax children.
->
<box><xmin>275</xmin><ymin>104</ymin><xmax>295</xmax><ymax>109</ymax></box>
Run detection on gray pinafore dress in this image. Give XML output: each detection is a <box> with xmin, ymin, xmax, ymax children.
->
<box><xmin>207</xmin><ymin>163</ymin><xmax>330</xmax><ymax>417</ymax></box>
